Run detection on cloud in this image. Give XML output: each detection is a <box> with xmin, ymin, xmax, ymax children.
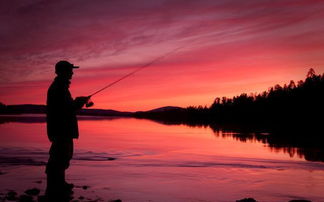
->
<box><xmin>1</xmin><ymin>0</ymin><xmax>324</xmax><ymax>109</ymax></box>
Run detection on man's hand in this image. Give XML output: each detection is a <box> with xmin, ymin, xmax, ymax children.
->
<box><xmin>74</xmin><ymin>96</ymin><xmax>90</xmax><ymax>108</ymax></box>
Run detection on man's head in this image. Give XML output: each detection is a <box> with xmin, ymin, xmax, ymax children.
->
<box><xmin>55</xmin><ymin>60</ymin><xmax>79</xmax><ymax>80</ymax></box>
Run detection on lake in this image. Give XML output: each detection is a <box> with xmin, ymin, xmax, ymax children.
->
<box><xmin>1</xmin><ymin>115</ymin><xmax>324</xmax><ymax>201</ymax></box>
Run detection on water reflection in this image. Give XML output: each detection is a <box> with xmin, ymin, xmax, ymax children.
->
<box><xmin>1</xmin><ymin>114</ymin><xmax>324</xmax><ymax>163</ymax></box>
<box><xmin>140</xmin><ymin>117</ymin><xmax>324</xmax><ymax>163</ymax></box>
<box><xmin>210</xmin><ymin>126</ymin><xmax>324</xmax><ymax>163</ymax></box>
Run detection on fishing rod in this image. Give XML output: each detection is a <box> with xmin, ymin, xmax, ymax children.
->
<box><xmin>85</xmin><ymin>45</ymin><xmax>185</xmax><ymax>107</ymax></box>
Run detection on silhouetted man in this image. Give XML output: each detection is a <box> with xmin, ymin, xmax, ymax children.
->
<box><xmin>46</xmin><ymin>60</ymin><xmax>89</xmax><ymax>200</ymax></box>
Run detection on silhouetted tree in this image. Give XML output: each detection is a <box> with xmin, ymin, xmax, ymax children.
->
<box><xmin>288</xmin><ymin>80</ymin><xmax>296</xmax><ymax>89</ymax></box>
<box><xmin>307</xmin><ymin>68</ymin><xmax>316</xmax><ymax>78</ymax></box>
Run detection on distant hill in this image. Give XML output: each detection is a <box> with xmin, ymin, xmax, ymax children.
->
<box><xmin>134</xmin><ymin>106</ymin><xmax>186</xmax><ymax>123</ymax></box>
<box><xmin>79</xmin><ymin>108</ymin><xmax>132</xmax><ymax>116</ymax></box>
<box><xmin>0</xmin><ymin>104</ymin><xmax>133</xmax><ymax>117</ymax></box>
<box><xmin>0</xmin><ymin>104</ymin><xmax>46</xmax><ymax>114</ymax></box>
<box><xmin>0</xmin><ymin>104</ymin><xmax>186</xmax><ymax>117</ymax></box>
<box><xmin>144</xmin><ymin>106</ymin><xmax>184</xmax><ymax>113</ymax></box>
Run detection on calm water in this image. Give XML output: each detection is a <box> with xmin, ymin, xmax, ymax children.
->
<box><xmin>1</xmin><ymin>116</ymin><xmax>324</xmax><ymax>201</ymax></box>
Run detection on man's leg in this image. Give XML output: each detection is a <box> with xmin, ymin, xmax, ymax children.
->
<box><xmin>63</xmin><ymin>139</ymin><xmax>74</xmax><ymax>190</ymax></box>
<box><xmin>45</xmin><ymin>139</ymin><xmax>73</xmax><ymax>198</ymax></box>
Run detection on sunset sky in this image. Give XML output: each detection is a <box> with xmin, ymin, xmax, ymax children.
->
<box><xmin>1</xmin><ymin>0</ymin><xmax>324</xmax><ymax>111</ymax></box>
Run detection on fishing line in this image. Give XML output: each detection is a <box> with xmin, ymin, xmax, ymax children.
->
<box><xmin>87</xmin><ymin>45</ymin><xmax>185</xmax><ymax>99</ymax></box>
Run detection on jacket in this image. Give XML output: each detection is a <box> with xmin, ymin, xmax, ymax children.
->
<box><xmin>46</xmin><ymin>77</ymin><xmax>81</xmax><ymax>141</ymax></box>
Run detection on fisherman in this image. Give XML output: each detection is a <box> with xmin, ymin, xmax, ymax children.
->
<box><xmin>45</xmin><ymin>60</ymin><xmax>90</xmax><ymax>200</ymax></box>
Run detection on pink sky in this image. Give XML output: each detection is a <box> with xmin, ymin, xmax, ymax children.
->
<box><xmin>1</xmin><ymin>0</ymin><xmax>324</xmax><ymax>111</ymax></box>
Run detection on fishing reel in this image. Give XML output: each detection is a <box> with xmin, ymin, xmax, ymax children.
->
<box><xmin>86</xmin><ymin>96</ymin><xmax>94</xmax><ymax>108</ymax></box>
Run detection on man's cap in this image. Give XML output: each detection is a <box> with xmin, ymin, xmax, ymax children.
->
<box><xmin>55</xmin><ymin>60</ymin><xmax>79</xmax><ymax>73</ymax></box>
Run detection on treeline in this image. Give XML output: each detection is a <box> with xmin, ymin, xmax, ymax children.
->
<box><xmin>135</xmin><ymin>68</ymin><xmax>324</xmax><ymax>130</ymax></box>
<box><xmin>208</xmin><ymin>68</ymin><xmax>323</xmax><ymax>124</ymax></box>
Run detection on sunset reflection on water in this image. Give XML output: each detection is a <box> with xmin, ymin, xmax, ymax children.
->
<box><xmin>1</xmin><ymin>117</ymin><xmax>324</xmax><ymax>201</ymax></box>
